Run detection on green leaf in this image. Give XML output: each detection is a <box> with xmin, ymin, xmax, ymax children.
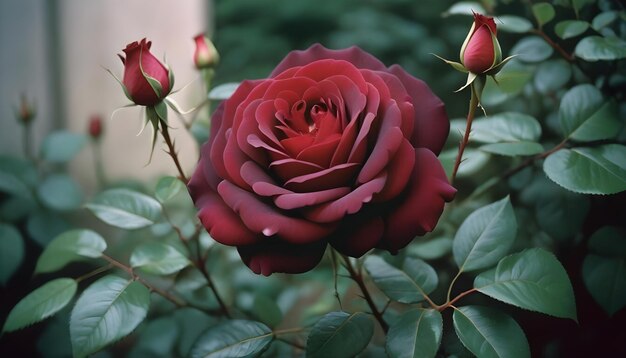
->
<box><xmin>0</xmin><ymin>170</ymin><xmax>34</xmax><ymax>200</ymax></box>
<box><xmin>532</xmin><ymin>3</ymin><xmax>555</xmax><ymax>27</ymax></box>
<box><xmin>587</xmin><ymin>226</ymin><xmax>626</xmax><ymax>258</ymax></box>
<box><xmin>85</xmin><ymin>188</ymin><xmax>162</xmax><ymax>229</ymax></box>
<box><xmin>131</xmin><ymin>317</ymin><xmax>179</xmax><ymax>357</ymax></box>
<box><xmin>453</xmin><ymin>197</ymin><xmax>517</xmax><ymax>272</ymax></box>
<box><xmin>572</xmin><ymin>0</ymin><xmax>595</xmax><ymax>13</ymax></box>
<box><xmin>386</xmin><ymin>309</ymin><xmax>442</xmax><ymax>358</ymax></box>
<box><xmin>559</xmin><ymin>84</ymin><xmax>621</xmax><ymax>141</ymax></box>
<box><xmin>453</xmin><ymin>306</ymin><xmax>530</xmax><ymax>358</ymax></box>
<box><xmin>37</xmin><ymin>174</ymin><xmax>83</xmax><ymax>211</ymax></box>
<box><xmin>26</xmin><ymin>210</ymin><xmax>71</xmax><ymax>247</ymax></box>
<box><xmin>591</xmin><ymin>11</ymin><xmax>618</xmax><ymax>31</ymax></box>
<box><xmin>497</xmin><ymin>15</ymin><xmax>533</xmax><ymax>33</ymax></box>
<box><xmin>543</xmin><ymin>145</ymin><xmax>626</xmax><ymax>195</ymax></box>
<box><xmin>408</xmin><ymin>237</ymin><xmax>453</xmax><ymax>260</ymax></box>
<box><xmin>70</xmin><ymin>275</ymin><xmax>150</xmax><ymax>358</ymax></box>
<box><xmin>480</xmin><ymin>142</ymin><xmax>544</xmax><ymax>156</ymax></box>
<box><xmin>555</xmin><ymin>20</ymin><xmax>589</xmax><ymax>39</ymax></box>
<box><xmin>207</xmin><ymin>82</ymin><xmax>240</xmax><ymax>101</ymax></box>
<box><xmin>582</xmin><ymin>226</ymin><xmax>626</xmax><ymax>315</ymax></box>
<box><xmin>511</xmin><ymin>36</ymin><xmax>553</xmax><ymax>63</ymax></box>
<box><xmin>464</xmin><ymin>112</ymin><xmax>542</xmax><ymax>144</ymax></box>
<box><xmin>155</xmin><ymin>176</ymin><xmax>185</xmax><ymax>203</ymax></box>
<box><xmin>190</xmin><ymin>320</ymin><xmax>273</xmax><ymax>358</ymax></box>
<box><xmin>35</xmin><ymin>229</ymin><xmax>107</xmax><ymax>274</ymax></box>
<box><xmin>440</xmin><ymin>147</ymin><xmax>490</xmax><ymax>178</ymax></box>
<box><xmin>251</xmin><ymin>293</ymin><xmax>283</xmax><ymax>328</ymax></box>
<box><xmin>583</xmin><ymin>255</ymin><xmax>626</xmax><ymax>316</ymax></box>
<box><xmin>174</xmin><ymin>308</ymin><xmax>215</xmax><ymax>357</ymax></box>
<box><xmin>2</xmin><ymin>278</ymin><xmax>77</xmax><ymax>332</ymax></box>
<box><xmin>474</xmin><ymin>248</ymin><xmax>577</xmax><ymax>320</ymax></box>
<box><xmin>364</xmin><ymin>256</ymin><xmax>438</xmax><ymax>304</ymax></box>
<box><xmin>40</xmin><ymin>131</ymin><xmax>87</xmax><ymax>163</ymax></box>
<box><xmin>481</xmin><ymin>62</ymin><xmax>533</xmax><ymax>106</ymax></box>
<box><xmin>534</xmin><ymin>60</ymin><xmax>572</xmax><ymax>94</ymax></box>
<box><xmin>0</xmin><ymin>223</ymin><xmax>24</xmax><ymax>286</ymax></box>
<box><xmin>575</xmin><ymin>36</ymin><xmax>626</xmax><ymax>61</ymax></box>
<box><xmin>442</xmin><ymin>2</ymin><xmax>486</xmax><ymax>17</ymax></box>
<box><xmin>130</xmin><ymin>242</ymin><xmax>190</xmax><ymax>275</ymax></box>
<box><xmin>306</xmin><ymin>311</ymin><xmax>373</xmax><ymax>358</ymax></box>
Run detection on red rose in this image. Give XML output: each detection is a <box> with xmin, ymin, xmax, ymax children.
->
<box><xmin>88</xmin><ymin>115</ymin><xmax>103</xmax><ymax>139</ymax></box>
<box><xmin>460</xmin><ymin>13</ymin><xmax>502</xmax><ymax>74</ymax></box>
<box><xmin>118</xmin><ymin>38</ymin><xmax>172</xmax><ymax>106</ymax></box>
<box><xmin>188</xmin><ymin>44</ymin><xmax>455</xmax><ymax>275</ymax></box>
<box><xmin>193</xmin><ymin>34</ymin><xmax>219</xmax><ymax>70</ymax></box>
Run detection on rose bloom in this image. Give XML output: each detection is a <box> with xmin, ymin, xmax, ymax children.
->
<box><xmin>189</xmin><ymin>44</ymin><xmax>455</xmax><ymax>275</ymax></box>
<box><xmin>118</xmin><ymin>38</ymin><xmax>171</xmax><ymax>106</ymax></box>
<box><xmin>460</xmin><ymin>13</ymin><xmax>501</xmax><ymax>74</ymax></box>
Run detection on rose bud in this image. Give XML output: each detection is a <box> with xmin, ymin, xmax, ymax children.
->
<box><xmin>460</xmin><ymin>12</ymin><xmax>502</xmax><ymax>75</ymax></box>
<box><xmin>193</xmin><ymin>34</ymin><xmax>219</xmax><ymax>70</ymax></box>
<box><xmin>88</xmin><ymin>115</ymin><xmax>103</xmax><ymax>139</ymax></box>
<box><xmin>188</xmin><ymin>44</ymin><xmax>456</xmax><ymax>275</ymax></box>
<box><xmin>118</xmin><ymin>38</ymin><xmax>172</xmax><ymax>106</ymax></box>
<box><xmin>16</xmin><ymin>94</ymin><xmax>35</xmax><ymax>125</ymax></box>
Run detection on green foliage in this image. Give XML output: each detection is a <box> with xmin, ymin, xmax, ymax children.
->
<box><xmin>0</xmin><ymin>223</ymin><xmax>24</xmax><ymax>285</ymax></box>
<box><xmin>86</xmin><ymin>188</ymin><xmax>163</xmax><ymax>229</ymax></box>
<box><xmin>40</xmin><ymin>131</ymin><xmax>87</xmax><ymax>163</ymax></box>
<box><xmin>386</xmin><ymin>309</ymin><xmax>443</xmax><ymax>358</ymax></box>
<box><xmin>155</xmin><ymin>176</ymin><xmax>185</xmax><ymax>203</ymax></box>
<box><xmin>2</xmin><ymin>278</ymin><xmax>77</xmax><ymax>332</ymax></box>
<box><xmin>70</xmin><ymin>275</ymin><xmax>150</xmax><ymax>358</ymax></box>
<box><xmin>555</xmin><ymin>20</ymin><xmax>589</xmax><ymax>39</ymax></box>
<box><xmin>575</xmin><ymin>36</ymin><xmax>626</xmax><ymax>61</ymax></box>
<box><xmin>453</xmin><ymin>306</ymin><xmax>530</xmax><ymax>358</ymax></box>
<box><xmin>37</xmin><ymin>174</ymin><xmax>83</xmax><ymax>211</ymax></box>
<box><xmin>130</xmin><ymin>242</ymin><xmax>190</xmax><ymax>275</ymax></box>
<box><xmin>582</xmin><ymin>227</ymin><xmax>626</xmax><ymax>316</ymax></box>
<box><xmin>475</xmin><ymin>248</ymin><xmax>577</xmax><ymax>320</ymax></box>
<box><xmin>559</xmin><ymin>84</ymin><xmax>621</xmax><ymax>141</ymax></box>
<box><xmin>35</xmin><ymin>229</ymin><xmax>107</xmax><ymax>274</ymax></box>
<box><xmin>190</xmin><ymin>320</ymin><xmax>273</xmax><ymax>358</ymax></box>
<box><xmin>306</xmin><ymin>311</ymin><xmax>374</xmax><ymax>358</ymax></box>
<box><xmin>532</xmin><ymin>3</ymin><xmax>555</xmax><ymax>27</ymax></box>
<box><xmin>453</xmin><ymin>197</ymin><xmax>517</xmax><ymax>272</ymax></box>
<box><xmin>364</xmin><ymin>256</ymin><xmax>438</xmax><ymax>304</ymax></box>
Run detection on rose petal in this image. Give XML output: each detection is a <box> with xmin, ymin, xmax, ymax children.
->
<box><xmin>378</xmin><ymin>148</ymin><xmax>456</xmax><ymax>253</ymax></box>
<box><xmin>270</xmin><ymin>158</ymin><xmax>324</xmax><ymax>181</ymax></box>
<box><xmin>218</xmin><ymin>180</ymin><xmax>333</xmax><ymax>244</ymax></box>
<box><xmin>305</xmin><ymin>172</ymin><xmax>387</xmax><ymax>223</ymax></box>
<box><xmin>284</xmin><ymin>162</ymin><xmax>360</xmax><ymax>192</ymax></box>
<box><xmin>238</xmin><ymin>239</ymin><xmax>327</xmax><ymax>276</ymax></box>
<box><xmin>389</xmin><ymin>65</ymin><xmax>449</xmax><ymax>155</ymax></box>
<box><xmin>275</xmin><ymin>187</ymin><xmax>351</xmax><ymax>210</ymax></box>
<box><xmin>297</xmin><ymin>135</ymin><xmax>341</xmax><ymax>168</ymax></box>
<box><xmin>331</xmin><ymin>216</ymin><xmax>384</xmax><ymax>257</ymax></box>
<box><xmin>374</xmin><ymin>139</ymin><xmax>415</xmax><ymax>202</ymax></box>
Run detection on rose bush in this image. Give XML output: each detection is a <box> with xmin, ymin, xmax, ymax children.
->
<box><xmin>118</xmin><ymin>38</ymin><xmax>172</xmax><ymax>106</ymax></box>
<box><xmin>189</xmin><ymin>44</ymin><xmax>455</xmax><ymax>275</ymax></box>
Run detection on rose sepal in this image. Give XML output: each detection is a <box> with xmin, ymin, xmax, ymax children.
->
<box><xmin>432</xmin><ymin>54</ymin><xmax>468</xmax><ymax>73</ymax></box>
<box><xmin>103</xmin><ymin>66</ymin><xmax>134</xmax><ymax>103</ymax></box>
<box><xmin>484</xmin><ymin>55</ymin><xmax>518</xmax><ymax>76</ymax></box>
<box><xmin>143</xmin><ymin>103</ymin><xmax>167</xmax><ymax>163</ymax></box>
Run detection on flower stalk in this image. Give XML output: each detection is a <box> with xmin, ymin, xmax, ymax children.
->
<box><xmin>451</xmin><ymin>83</ymin><xmax>480</xmax><ymax>184</ymax></box>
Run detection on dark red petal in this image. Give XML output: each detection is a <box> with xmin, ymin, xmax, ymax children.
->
<box><xmin>217</xmin><ymin>180</ymin><xmax>333</xmax><ymax>244</ymax></box>
<box><xmin>275</xmin><ymin>187</ymin><xmax>351</xmax><ymax>210</ymax></box>
<box><xmin>297</xmin><ymin>135</ymin><xmax>341</xmax><ymax>168</ymax></box>
<box><xmin>473</xmin><ymin>12</ymin><xmax>497</xmax><ymax>35</ymax></box>
<box><xmin>374</xmin><ymin>139</ymin><xmax>415</xmax><ymax>202</ymax></box>
<box><xmin>305</xmin><ymin>173</ymin><xmax>387</xmax><ymax>223</ymax></box>
<box><xmin>238</xmin><ymin>239</ymin><xmax>327</xmax><ymax>276</ymax></box>
<box><xmin>379</xmin><ymin>148</ymin><xmax>456</xmax><ymax>253</ymax></box>
<box><xmin>270</xmin><ymin>44</ymin><xmax>387</xmax><ymax>78</ymax></box>
<box><xmin>270</xmin><ymin>158</ymin><xmax>324</xmax><ymax>181</ymax></box>
<box><xmin>364</xmin><ymin>70</ymin><xmax>415</xmax><ymax>138</ymax></box>
<box><xmin>284</xmin><ymin>162</ymin><xmax>360</xmax><ymax>192</ymax></box>
<box><xmin>331</xmin><ymin>216</ymin><xmax>384</xmax><ymax>257</ymax></box>
<box><xmin>388</xmin><ymin>65</ymin><xmax>449</xmax><ymax>155</ymax></box>
<box><xmin>462</xmin><ymin>25</ymin><xmax>495</xmax><ymax>74</ymax></box>
<box><xmin>239</xmin><ymin>161</ymin><xmax>289</xmax><ymax>197</ymax></box>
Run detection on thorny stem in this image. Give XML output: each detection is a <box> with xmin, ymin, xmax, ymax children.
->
<box><xmin>530</xmin><ymin>29</ymin><xmax>575</xmax><ymax>62</ymax></box>
<box><xmin>341</xmin><ymin>254</ymin><xmax>389</xmax><ymax>333</ymax></box>
<box><xmin>101</xmin><ymin>254</ymin><xmax>186</xmax><ymax>308</ymax></box>
<box><xmin>501</xmin><ymin>139</ymin><xmax>568</xmax><ymax>180</ymax></box>
<box><xmin>196</xmin><ymin>258</ymin><xmax>232</xmax><ymax>318</ymax></box>
<box><xmin>159</xmin><ymin>118</ymin><xmax>189</xmax><ymax>183</ymax></box>
<box><xmin>451</xmin><ymin>84</ymin><xmax>479</xmax><ymax>185</ymax></box>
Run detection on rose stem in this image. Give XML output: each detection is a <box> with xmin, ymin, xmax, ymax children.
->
<box><xmin>92</xmin><ymin>140</ymin><xmax>106</xmax><ymax>189</ymax></box>
<box><xmin>159</xmin><ymin>118</ymin><xmax>189</xmax><ymax>184</ymax></box>
<box><xmin>341</xmin><ymin>254</ymin><xmax>389</xmax><ymax>333</ymax></box>
<box><xmin>450</xmin><ymin>83</ymin><xmax>479</xmax><ymax>185</ymax></box>
<box><xmin>195</xmin><ymin>259</ymin><xmax>232</xmax><ymax>318</ymax></box>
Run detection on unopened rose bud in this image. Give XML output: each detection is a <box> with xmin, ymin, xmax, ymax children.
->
<box><xmin>460</xmin><ymin>12</ymin><xmax>503</xmax><ymax>75</ymax></box>
<box><xmin>17</xmin><ymin>94</ymin><xmax>35</xmax><ymax>125</ymax></box>
<box><xmin>193</xmin><ymin>34</ymin><xmax>219</xmax><ymax>70</ymax></box>
<box><xmin>88</xmin><ymin>115</ymin><xmax>103</xmax><ymax>139</ymax></box>
<box><xmin>118</xmin><ymin>38</ymin><xmax>172</xmax><ymax>106</ymax></box>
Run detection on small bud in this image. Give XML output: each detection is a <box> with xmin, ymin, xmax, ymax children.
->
<box><xmin>460</xmin><ymin>12</ymin><xmax>502</xmax><ymax>75</ymax></box>
<box><xmin>88</xmin><ymin>115</ymin><xmax>103</xmax><ymax>139</ymax></box>
<box><xmin>118</xmin><ymin>38</ymin><xmax>172</xmax><ymax>106</ymax></box>
<box><xmin>17</xmin><ymin>94</ymin><xmax>35</xmax><ymax>125</ymax></box>
<box><xmin>193</xmin><ymin>34</ymin><xmax>219</xmax><ymax>70</ymax></box>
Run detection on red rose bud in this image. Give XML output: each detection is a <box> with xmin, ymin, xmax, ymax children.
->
<box><xmin>88</xmin><ymin>115</ymin><xmax>103</xmax><ymax>139</ymax></box>
<box><xmin>460</xmin><ymin>13</ymin><xmax>502</xmax><ymax>74</ymax></box>
<box><xmin>118</xmin><ymin>38</ymin><xmax>172</xmax><ymax>106</ymax></box>
<box><xmin>17</xmin><ymin>94</ymin><xmax>35</xmax><ymax>124</ymax></box>
<box><xmin>193</xmin><ymin>34</ymin><xmax>219</xmax><ymax>69</ymax></box>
